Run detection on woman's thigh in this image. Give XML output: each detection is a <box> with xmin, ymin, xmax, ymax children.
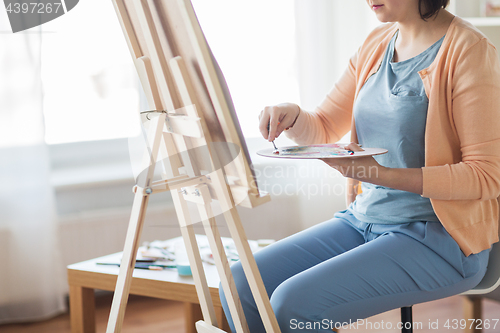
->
<box><xmin>270</xmin><ymin>226</ymin><xmax>488</xmax><ymax>333</ymax></box>
<box><xmin>219</xmin><ymin>216</ymin><xmax>366</xmax><ymax>332</ymax></box>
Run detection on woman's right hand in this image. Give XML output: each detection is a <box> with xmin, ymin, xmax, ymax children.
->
<box><xmin>258</xmin><ymin>103</ymin><xmax>301</xmax><ymax>142</ymax></box>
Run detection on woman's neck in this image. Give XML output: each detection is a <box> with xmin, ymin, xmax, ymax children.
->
<box><xmin>397</xmin><ymin>9</ymin><xmax>454</xmax><ymax>48</ymax></box>
<box><xmin>393</xmin><ymin>9</ymin><xmax>454</xmax><ymax>62</ymax></box>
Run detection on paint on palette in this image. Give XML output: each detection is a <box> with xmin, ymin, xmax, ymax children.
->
<box><xmin>277</xmin><ymin>144</ymin><xmax>354</xmax><ymax>157</ymax></box>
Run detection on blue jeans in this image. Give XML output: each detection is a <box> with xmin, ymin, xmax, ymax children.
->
<box><xmin>219</xmin><ymin>209</ymin><xmax>490</xmax><ymax>332</ymax></box>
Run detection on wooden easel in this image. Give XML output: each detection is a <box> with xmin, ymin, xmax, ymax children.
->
<box><xmin>107</xmin><ymin>1</ymin><xmax>281</xmax><ymax>332</ymax></box>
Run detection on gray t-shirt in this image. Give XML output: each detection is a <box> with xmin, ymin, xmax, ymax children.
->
<box><xmin>348</xmin><ymin>31</ymin><xmax>445</xmax><ymax>224</ymax></box>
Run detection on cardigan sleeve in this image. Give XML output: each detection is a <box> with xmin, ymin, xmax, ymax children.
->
<box><xmin>284</xmin><ymin>52</ymin><xmax>358</xmax><ymax>145</ymax></box>
<box><xmin>422</xmin><ymin>38</ymin><xmax>500</xmax><ymax>200</ymax></box>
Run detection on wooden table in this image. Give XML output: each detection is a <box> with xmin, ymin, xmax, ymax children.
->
<box><xmin>67</xmin><ymin>251</ymin><xmax>230</xmax><ymax>333</ymax></box>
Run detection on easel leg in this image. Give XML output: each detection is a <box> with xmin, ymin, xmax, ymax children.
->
<box><xmin>69</xmin><ymin>285</ymin><xmax>95</xmax><ymax>333</ymax></box>
<box><xmin>210</xmin><ymin>170</ymin><xmax>281</xmax><ymax>333</ymax></box>
<box><xmin>198</xmin><ymin>204</ymin><xmax>249</xmax><ymax>333</ymax></box>
<box><xmin>172</xmin><ymin>189</ymin><xmax>219</xmax><ymax>327</ymax></box>
<box><xmin>106</xmin><ymin>192</ymin><xmax>150</xmax><ymax>333</ymax></box>
<box><xmin>223</xmin><ymin>207</ymin><xmax>281</xmax><ymax>333</ymax></box>
<box><xmin>186</xmin><ymin>182</ymin><xmax>248</xmax><ymax>333</ymax></box>
<box><xmin>106</xmin><ymin>113</ymin><xmax>166</xmax><ymax>333</ymax></box>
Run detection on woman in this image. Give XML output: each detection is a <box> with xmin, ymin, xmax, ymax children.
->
<box><xmin>220</xmin><ymin>0</ymin><xmax>500</xmax><ymax>332</ymax></box>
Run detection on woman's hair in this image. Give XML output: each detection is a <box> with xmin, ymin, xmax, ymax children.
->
<box><xmin>419</xmin><ymin>0</ymin><xmax>450</xmax><ymax>20</ymax></box>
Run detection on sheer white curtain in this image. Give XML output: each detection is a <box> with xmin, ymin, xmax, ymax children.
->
<box><xmin>0</xmin><ymin>13</ymin><xmax>65</xmax><ymax>323</ymax></box>
<box><xmin>294</xmin><ymin>0</ymin><xmax>379</xmax><ymax>111</ymax></box>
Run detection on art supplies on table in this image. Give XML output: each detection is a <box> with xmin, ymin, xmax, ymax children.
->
<box><xmin>174</xmin><ymin>240</ymin><xmax>192</xmax><ymax>276</ymax></box>
<box><xmin>96</xmin><ymin>261</ymin><xmax>177</xmax><ymax>271</ymax></box>
<box><xmin>256</xmin><ymin>143</ymin><xmax>387</xmax><ymax>159</ymax></box>
<box><xmin>96</xmin><ymin>235</ymin><xmax>273</xmax><ymax>275</ymax></box>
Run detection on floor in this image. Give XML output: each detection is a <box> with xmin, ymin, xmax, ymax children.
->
<box><xmin>0</xmin><ymin>294</ymin><xmax>499</xmax><ymax>333</ymax></box>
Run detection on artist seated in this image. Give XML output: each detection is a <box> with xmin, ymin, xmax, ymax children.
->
<box><xmin>219</xmin><ymin>0</ymin><xmax>500</xmax><ymax>332</ymax></box>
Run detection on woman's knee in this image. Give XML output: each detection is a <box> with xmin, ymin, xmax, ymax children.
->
<box><xmin>270</xmin><ymin>278</ymin><xmax>310</xmax><ymax>329</ymax></box>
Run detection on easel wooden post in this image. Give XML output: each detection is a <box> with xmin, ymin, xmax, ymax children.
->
<box><xmin>107</xmin><ymin>1</ymin><xmax>282</xmax><ymax>332</ymax></box>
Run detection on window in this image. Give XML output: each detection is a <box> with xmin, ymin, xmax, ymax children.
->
<box><xmin>41</xmin><ymin>0</ymin><xmax>298</xmax><ymax>144</ymax></box>
<box><xmin>41</xmin><ymin>0</ymin><xmax>140</xmax><ymax>145</ymax></box>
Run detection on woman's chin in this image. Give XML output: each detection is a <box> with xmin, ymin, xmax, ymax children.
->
<box><xmin>376</xmin><ymin>17</ymin><xmax>396</xmax><ymax>23</ymax></box>
<box><xmin>373</xmin><ymin>13</ymin><xmax>394</xmax><ymax>23</ymax></box>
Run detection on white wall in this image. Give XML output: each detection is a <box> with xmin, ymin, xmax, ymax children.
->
<box><xmin>294</xmin><ymin>1</ymin><xmax>379</xmax><ymax>111</ymax></box>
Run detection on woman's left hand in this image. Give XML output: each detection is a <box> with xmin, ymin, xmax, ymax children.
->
<box><xmin>321</xmin><ymin>143</ymin><xmax>423</xmax><ymax>195</ymax></box>
<box><xmin>320</xmin><ymin>143</ymin><xmax>385</xmax><ymax>182</ymax></box>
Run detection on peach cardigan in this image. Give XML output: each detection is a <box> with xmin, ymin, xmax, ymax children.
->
<box><xmin>286</xmin><ymin>17</ymin><xmax>500</xmax><ymax>256</ymax></box>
